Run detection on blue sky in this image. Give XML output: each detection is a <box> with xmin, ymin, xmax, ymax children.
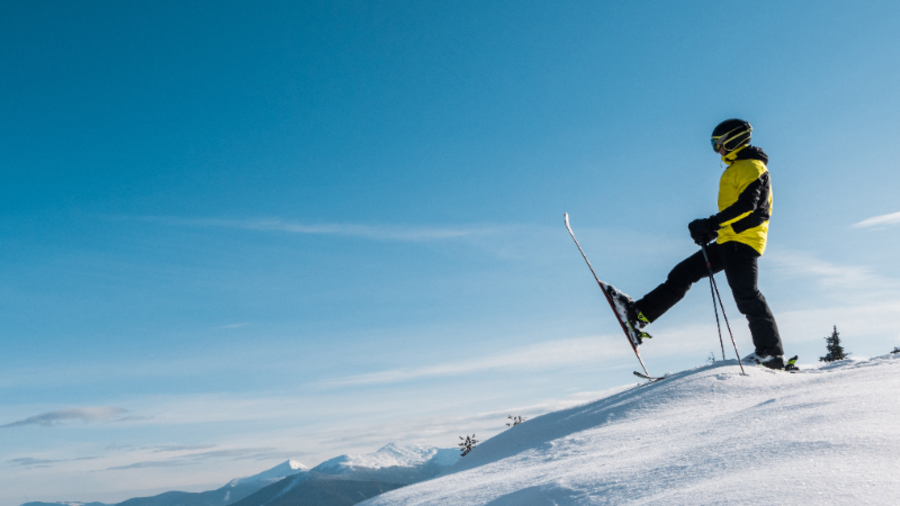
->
<box><xmin>2</xmin><ymin>1</ymin><xmax>900</xmax><ymax>504</ymax></box>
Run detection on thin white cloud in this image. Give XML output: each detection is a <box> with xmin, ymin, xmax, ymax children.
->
<box><xmin>105</xmin><ymin>447</ymin><xmax>301</xmax><ymax>471</ymax></box>
<box><xmin>777</xmin><ymin>301</ymin><xmax>900</xmax><ymax>344</ymax></box>
<box><xmin>148</xmin><ymin>444</ymin><xmax>217</xmax><ymax>453</ymax></box>
<box><xmin>105</xmin><ymin>442</ymin><xmax>134</xmax><ymax>451</ymax></box>
<box><xmin>318</xmin><ymin>337</ymin><xmax>631</xmax><ymax>388</ymax></box>
<box><xmin>766</xmin><ymin>249</ymin><xmax>885</xmax><ymax>292</ymax></box>
<box><xmin>2</xmin><ymin>407</ymin><xmax>128</xmax><ymax>428</ymax></box>
<box><xmin>853</xmin><ymin>211</ymin><xmax>900</xmax><ymax>228</ymax></box>
<box><xmin>106</xmin><ymin>460</ymin><xmax>193</xmax><ymax>470</ymax></box>
<box><xmin>137</xmin><ymin>216</ymin><xmax>491</xmax><ymax>242</ymax></box>
<box><xmin>184</xmin><ymin>448</ymin><xmax>299</xmax><ymax>461</ymax></box>
<box><xmin>7</xmin><ymin>457</ymin><xmax>59</xmax><ymax>467</ymax></box>
<box><xmin>7</xmin><ymin>456</ymin><xmax>100</xmax><ymax>468</ymax></box>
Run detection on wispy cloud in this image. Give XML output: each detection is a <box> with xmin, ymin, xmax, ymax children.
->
<box><xmin>183</xmin><ymin>448</ymin><xmax>295</xmax><ymax>461</ymax></box>
<box><xmin>853</xmin><ymin>211</ymin><xmax>900</xmax><ymax>228</ymax></box>
<box><xmin>7</xmin><ymin>457</ymin><xmax>59</xmax><ymax>468</ymax></box>
<box><xmin>2</xmin><ymin>407</ymin><xmax>128</xmax><ymax>428</ymax></box>
<box><xmin>106</xmin><ymin>460</ymin><xmax>193</xmax><ymax>470</ymax></box>
<box><xmin>8</xmin><ymin>456</ymin><xmax>100</xmax><ymax>468</ymax></box>
<box><xmin>135</xmin><ymin>216</ymin><xmax>491</xmax><ymax>242</ymax></box>
<box><xmin>105</xmin><ymin>447</ymin><xmax>300</xmax><ymax>471</ymax></box>
<box><xmin>776</xmin><ymin>300</ymin><xmax>900</xmax><ymax>344</ymax></box>
<box><xmin>318</xmin><ymin>337</ymin><xmax>630</xmax><ymax>387</ymax></box>
<box><xmin>148</xmin><ymin>445</ymin><xmax>217</xmax><ymax>453</ymax></box>
<box><xmin>766</xmin><ymin>249</ymin><xmax>886</xmax><ymax>292</ymax></box>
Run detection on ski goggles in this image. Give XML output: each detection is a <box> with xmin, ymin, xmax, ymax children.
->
<box><xmin>711</xmin><ymin>125</ymin><xmax>752</xmax><ymax>151</ymax></box>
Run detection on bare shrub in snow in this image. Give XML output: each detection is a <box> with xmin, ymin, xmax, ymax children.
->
<box><xmin>458</xmin><ymin>435</ymin><xmax>477</xmax><ymax>457</ymax></box>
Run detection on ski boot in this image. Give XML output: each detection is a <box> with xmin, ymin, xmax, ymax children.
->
<box><xmin>626</xmin><ymin>302</ymin><xmax>650</xmax><ymax>333</ymax></box>
<box><xmin>621</xmin><ymin>293</ymin><xmax>652</xmax><ymax>346</ymax></box>
<box><xmin>627</xmin><ymin>307</ymin><xmax>652</xmax><ymax>345</ymax></box>
<box><xmin>742</xmin><ymin>353</ymin><xmax>799</xmax><ymax>371</ymax></box>
<box><xmin>602</xmin><ymin>284</ymin><xmax>652</xmax><ymax>346</ymax></box>
<box><xmin>784</xmin><ymin>355</ymin><xmax>799</xmax><ymax>372</ymax></box>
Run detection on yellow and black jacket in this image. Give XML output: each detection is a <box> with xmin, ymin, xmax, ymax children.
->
<box><xmin>712</xmin><ymin>145</ymin><xmax>772</xmax><ymax>255</ymax></box>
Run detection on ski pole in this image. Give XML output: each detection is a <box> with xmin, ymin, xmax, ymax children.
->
<box><xmin>699</xmin><ymin>243</ymin><xmax>745</xmax><ymax>375</ymax></box>
<box><xmin>706</xmin><ymin>258</ymin><xmax>727</xmax><ymax>362</ymax></box>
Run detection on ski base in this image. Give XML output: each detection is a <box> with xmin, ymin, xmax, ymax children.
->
<box><xmin>633</xmin><ymin>371</ymin><xmax>665</xmax><ymax>381</ymax></box>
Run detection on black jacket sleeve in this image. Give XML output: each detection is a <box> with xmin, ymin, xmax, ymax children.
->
<box><xmin>711</xmin><ymin>172</ymin><xmax>771</xmax><ymax>234</ymax></box>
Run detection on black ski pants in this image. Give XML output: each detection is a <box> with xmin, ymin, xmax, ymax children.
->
<box><xmin>635</xmin><ymin>241</ymin><xmax>783</xmax><ymax>357</ymax></box>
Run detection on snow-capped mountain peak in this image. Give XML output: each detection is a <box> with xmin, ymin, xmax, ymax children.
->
<box><xmin>227</xmin><ymin>459</ymin><xmax>309</xmax><ymax>487</ymax></box>
<box><xmin>312</xmin><ymin>443</ymin><xmax>451</xmax><ymax>473</ymax></box>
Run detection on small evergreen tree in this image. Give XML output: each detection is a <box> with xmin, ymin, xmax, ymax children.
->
<box><xmin>892</xmin><ymin>346</ymin><xmax>900</xmax><ymax>354</ymax></box>
<box><xmin>819</xmin><ymin>325</ymin><xmax>849</xmax><ymax>362</ymax></box>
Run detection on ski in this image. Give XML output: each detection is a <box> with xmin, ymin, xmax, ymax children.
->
<box><xmin>564</xmin><ymin>213</ymin><xmax>655</xmax><ymax>379</ymax></box>
<box><xmin>633</xmin><ymin>371</ymin><xmax>665</xmax><ymax>381</ymax></box>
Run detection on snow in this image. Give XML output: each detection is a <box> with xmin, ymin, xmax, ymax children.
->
<box><xmin>361</xmin><ymin>354</ymin><xmax>900</xmax><ymax>505</ymax></box>
<box><xmin>312</xmin><ymin>443</ymin><xmax>455</xmax><ymax>473</ymax></box>
<box><xmin>429</xmin><ymin>448</ymin><xmax>463</xmax><ymax>467</ymax></box>
<box><xmin>227</xmin><ymin>459</ymin><xmax>309</xmax><ymax>487</ymax></box>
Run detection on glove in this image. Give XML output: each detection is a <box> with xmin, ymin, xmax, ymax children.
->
<box><xmin>688</xmin><ymin>217</ymin><xmax>718</xmax><ymax>245</ymax></box>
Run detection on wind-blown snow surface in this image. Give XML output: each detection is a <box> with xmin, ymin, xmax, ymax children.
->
<box><xmin>362</xmin><ymin>355</ymin><xmax>900</xmax><ymax>505</ymax></box>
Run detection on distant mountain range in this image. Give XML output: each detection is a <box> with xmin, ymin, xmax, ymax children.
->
<box><xmin>23</xmin><ymin>444</ymin><xmax>459</xmax><ymax>506</ymax></box>
<box><xmin>230</xmin><ymin>444</ymin><xmax>459</xmax><ymax>506</ymax></box>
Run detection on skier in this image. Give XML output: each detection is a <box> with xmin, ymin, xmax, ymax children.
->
<box><xmin>625</xmin><ymin>119</ymin><xmax>787</xmax><ymax>370</ymax></box>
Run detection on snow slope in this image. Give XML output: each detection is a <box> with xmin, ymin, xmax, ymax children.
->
<box><xmin>361</xmin><ymin>355</ymin><xmax>900</xmax><ymax>506</ymax></box>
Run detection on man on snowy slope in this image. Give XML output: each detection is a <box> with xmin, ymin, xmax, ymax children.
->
<box><xmin>626</xmin><ymin>119</ymin><xmax>787</xmax><ymax>370</ymax></box>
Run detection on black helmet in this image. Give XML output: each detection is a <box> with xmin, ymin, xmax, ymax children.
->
<box><xmin>711</xmin><ymin>119</ymin><xmax>752</xmax><ymax>153</ymax></box>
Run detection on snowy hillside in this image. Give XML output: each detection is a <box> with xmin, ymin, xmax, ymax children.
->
<box><xmin>361</xmin><ymin>355</ymin><xmax>900</xmax><ymax>505</ymax></box>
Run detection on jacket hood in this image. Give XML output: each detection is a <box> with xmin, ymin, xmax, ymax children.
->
<box><xmin>723</xmin><ymin>145</ymin><xmax>768</xmax><ymax>165</ymax></box>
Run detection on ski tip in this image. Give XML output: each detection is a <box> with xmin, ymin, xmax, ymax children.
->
<box><xmin>633</xmin><ymin>371</ymin><xmax>665</xmax><ymax>381</ymax></box>
<box><xmin>564</xmin><ymin>212</ymin><xmax>569</xmax><ymax>226</ymax></box>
